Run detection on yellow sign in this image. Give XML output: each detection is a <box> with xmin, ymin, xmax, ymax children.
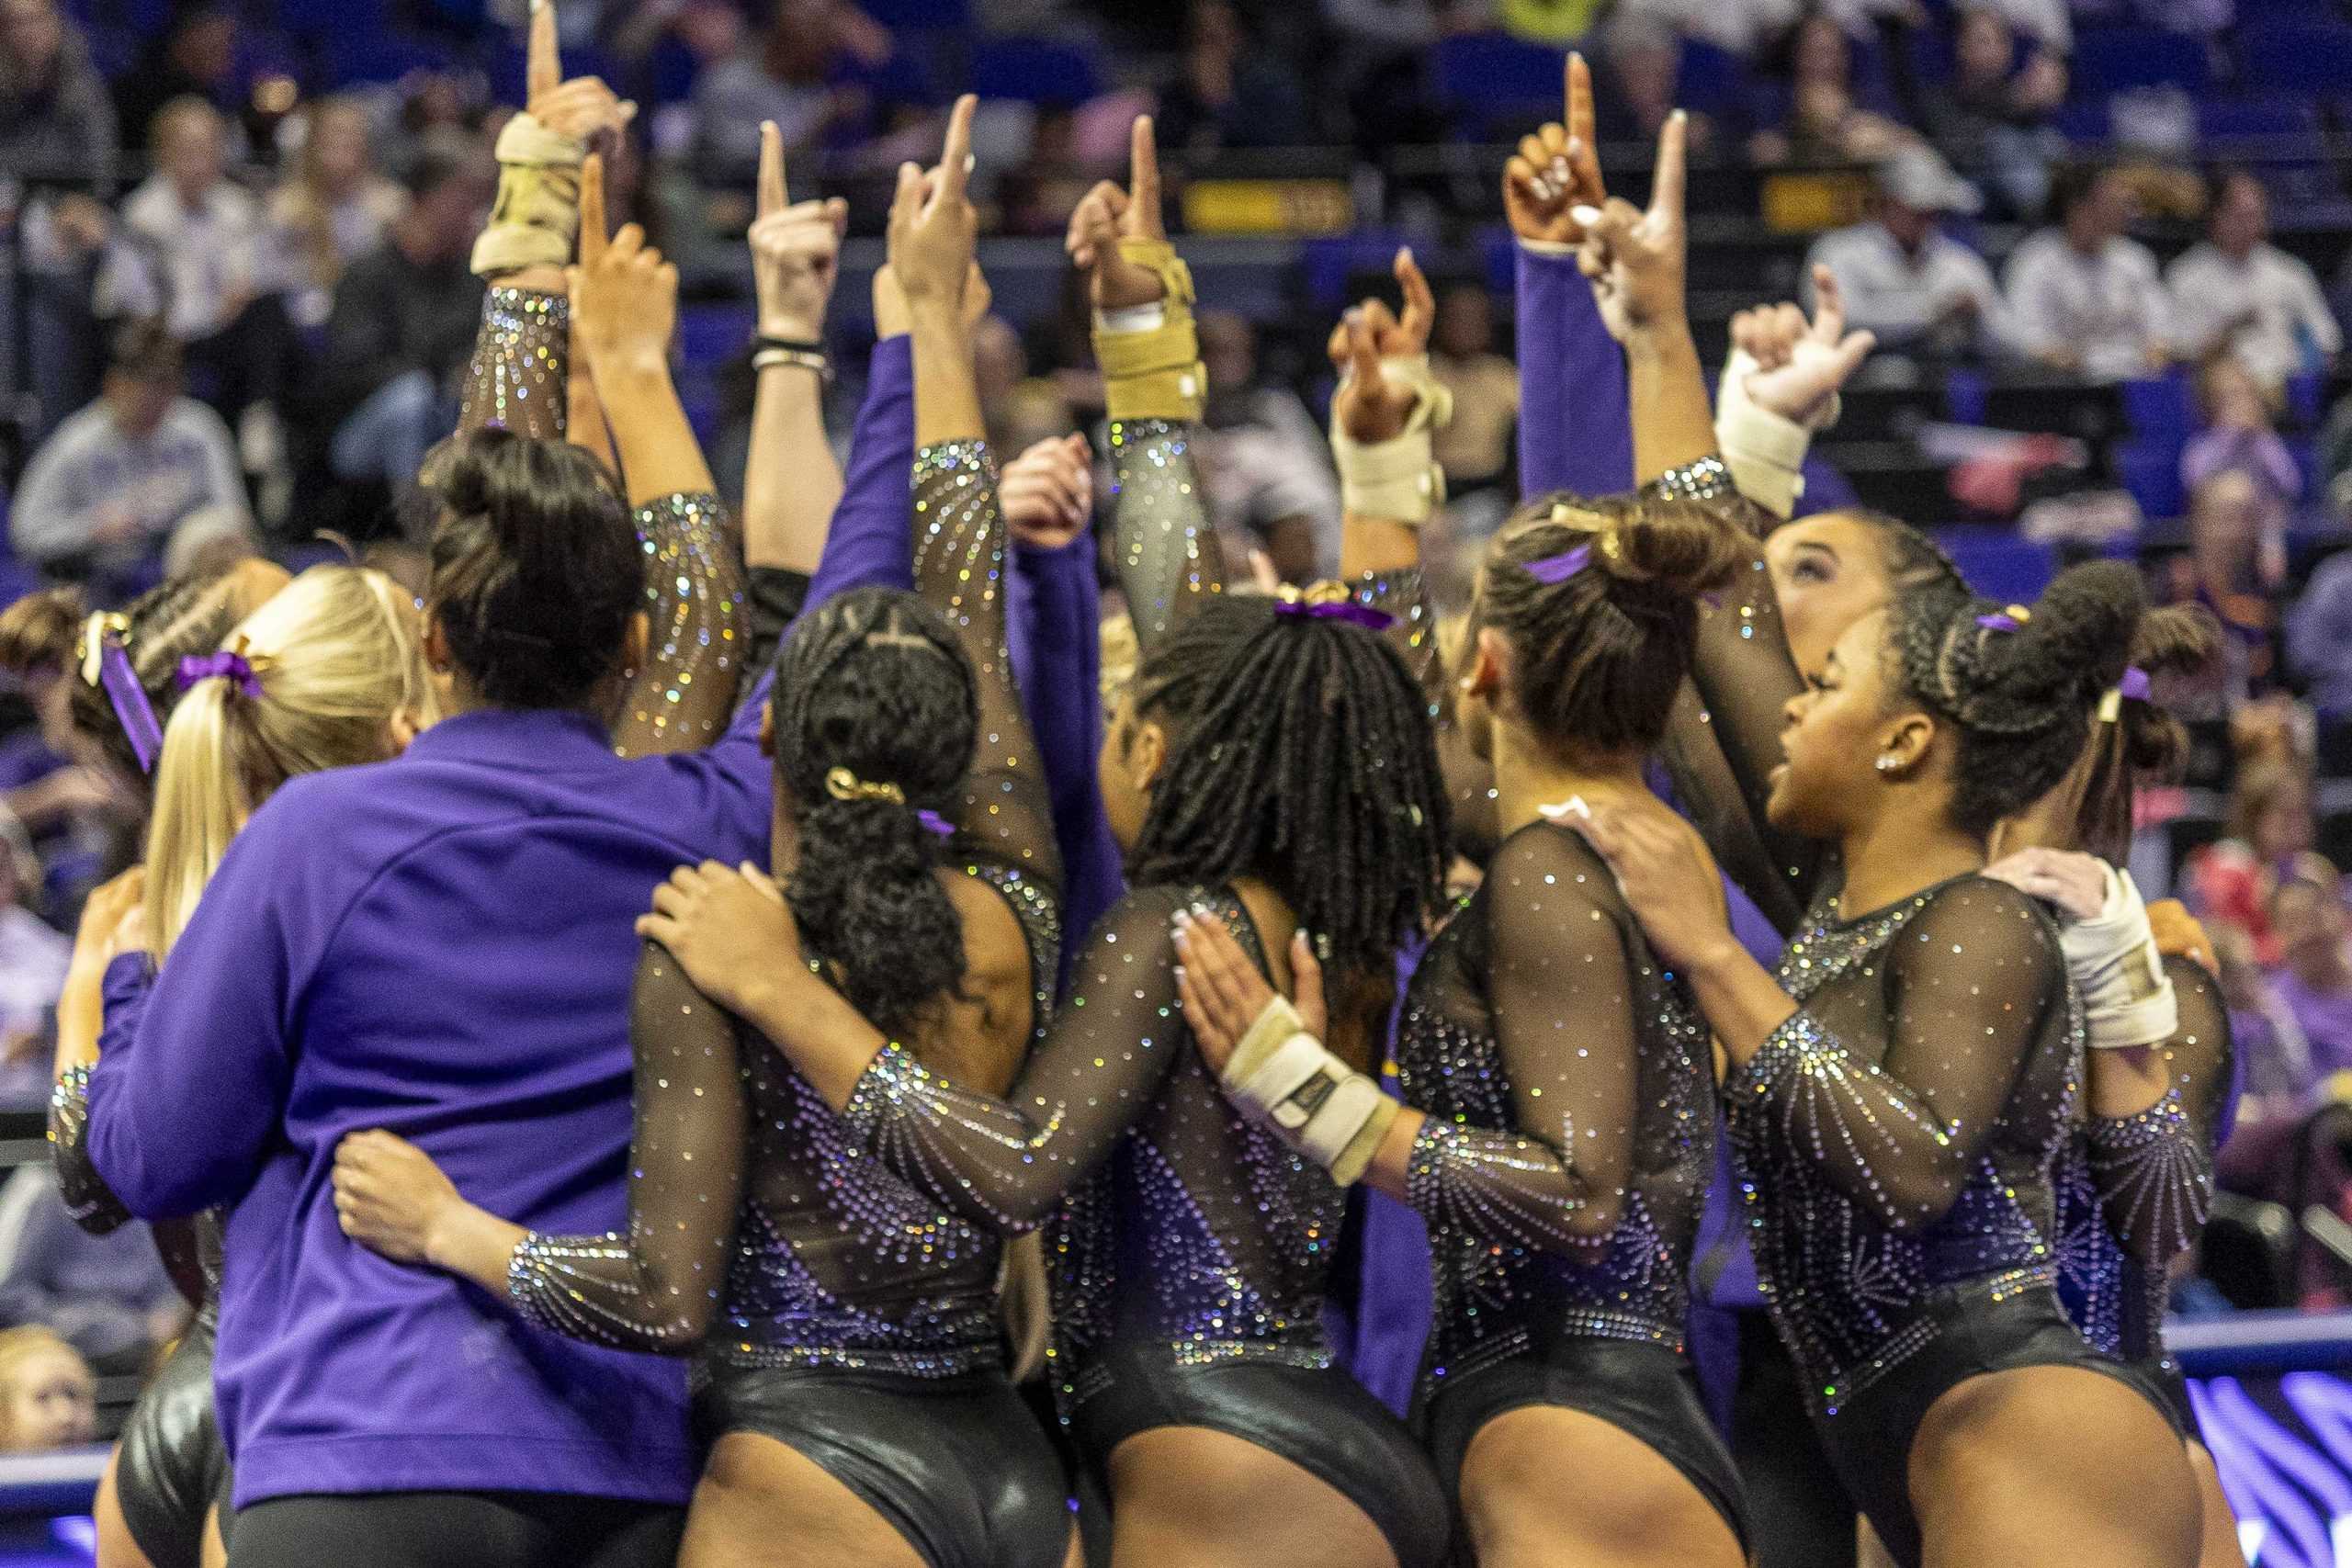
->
<box><xmin>1182</xmin><ymin>180</ymin><xmax>1355</xmax><ymax>236</ymax></box>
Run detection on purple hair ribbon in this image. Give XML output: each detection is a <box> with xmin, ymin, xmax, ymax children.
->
<box><xmin>96</xmin><ymin>644</ymin><xmax>164</xmax><ymax>775</ymax></box>
<box><xmin>2118</xmin><ymin>666</ymin><xmax>2151</xmax><ymax>702</ymax></box>
<box><xmin>915</xmin><ymin>809</ymin><xmax>956</xmax><ymax>840</ymax></box>
<box><xmin>1974</xmin><ymin>604</ymin><xmax>2032</xmax><ymax>633</ymax></box>
<box><xmin>1274</xmin><ymin>598</ymin><xmax>1395</xmax><ymax>632</ymax></box>
<box><xmin>1523</xmin><ymin>545</ymin><xmax>1592</xmax><ymax>585</ymax></box>
<box><xmin>176</xmin><ymin>651</ymin><xmax>265</xmax><ymax>699</ymax></box>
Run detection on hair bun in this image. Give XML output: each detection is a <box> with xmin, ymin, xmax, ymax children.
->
<box><xmin>2130</xmin><ymin>604</ymin><xmax>2222</xmax><ymax>682</ymax></box>
<box><xmin>0</xmin><ymin>587</ymin><xmax>89</xmax><ymax>678</ymax></box>
<box><xmin>1605</xmin><ymin>500</ymin><xmax>1751</xmax><ymax>601</ymax></box>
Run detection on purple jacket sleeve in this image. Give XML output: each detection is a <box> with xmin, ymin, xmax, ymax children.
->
<box><xmin>805</xmin><ymin>334</ymin><xmax>916</xmax><ymax>610</ymax></box>
<box><xmin>1516</xmin><ymin>245</ymin><xmax>1633</xmax><ymax>499</ymax></box>
<box><xmin>1010</xmin><ymin>535</ymin><xmax>1123</xmax><ymax>972</ymax></box>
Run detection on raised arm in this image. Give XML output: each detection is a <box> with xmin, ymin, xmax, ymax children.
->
<box><xmin>895</xmin><ymin>97</ymin><xmax>1057</xmax><ymax>881</ymax></box>
<box><xmin>331</xmin><ymin>945</ymin><xmax>745</xmax><ymax>1355</ymax></box>
<box><xmin>639</xmin><ymin>868</ymin><xmax>1192</xmax><ymax>1234</ymax></box>
<box><xmin>1079</xmin><ymin>118</ymin><xmax>1225</xmax><ymax>659</ymax></box>
<box><xmin>742</xmin><ymin>121</ymin><xmax>850</xmax><ymax>578</ymax></box>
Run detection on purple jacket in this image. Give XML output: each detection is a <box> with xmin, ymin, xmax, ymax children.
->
<box><xmin>85</xmin><ymin>691</ymin><xmax>773</xmax><ymax>1509</ymax></box>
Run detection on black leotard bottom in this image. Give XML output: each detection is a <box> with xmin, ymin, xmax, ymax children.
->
<box><xmin>1069</xmin><ymin>1344</ymin><xmax>1452</xmax><ymax>1568</ymax></box>
<box><xmin>1420</xmin><ymin>1337</ymin><xmax>1751</xmax><ymax>1560</ymax></box>
<box><xmin>1732</xmin><ymin>1308</ymin><xmax>1858</xmax><ymax>1568</ymax></box>
<box><xmin>695</xmin><ymin>1361</ymin><xmax>1070</xmax><ymax>1568</ymax></box>
<box><xmin>1810</xmin><ymin>1282</ymin><xmax>2187</xmax><ymax>1568</ymax></box>
<box><xmin>115</xmin><ymin>1317</ymin><xmax>230</xmax><ymax>1568</ymax></box>
<box><xmin>229</xmin><ymin>1490</ymin><xmax>682</xmax><ymax>1568</ymax></box>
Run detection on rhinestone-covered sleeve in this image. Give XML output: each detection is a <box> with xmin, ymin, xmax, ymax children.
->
<box><xmin>1107</xmin><ymin>418</ymin><xmax>1225</xmax><ymax>659</ymax></box>
<box><xmin>833</xmin><ymin>886</ymin><xmax>1191</xmax><ymax>1234</ymax></box>
<box><xmin>458</xmin><ymin>288</ymin><xmax>569</xmax><ymax>440</ymax></box>
<box><xmin>50</xmin><ymin>1066</ymin><xmax>130</xmax><ymax>1235</ymax></box>
<box><xmin>2089</xmin><ymin>957</ymin><xmax>2227</xmax><ymax>1275</ymax></box>
<box><xmin>912</xmin><ymin>441</ymin><xmax>1057</xmax><ymax>880</ymax></box>
<box><xmin>1346</xmin><ymin>565</ymin><xmax>1442</xmax><ymax>692</ymax></box>
<box><xmin>611</xmin><ymin>491</ymin><xmax>747</xmax><ymax>759</ymax></box>
<box><xmin>503</xmin><ymin>947</ymin><xmax>745</xmax><ymax>1351</ymax></box>
<box><xmin>1727</xmin><ymin>880</ymin><xmax>2064</xmax><ymax>1234</ymax></box>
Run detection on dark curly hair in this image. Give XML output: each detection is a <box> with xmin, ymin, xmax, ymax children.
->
<box><xmin>422</xmin><ymin>429</ymin><xmax>644</xmax><ymax>710</ymax></box>
<box><xmin>2061</xmin><ymin>604</ymin><xmax>2221</xmax><ymax>863</ymax></box>
<box><xmin>1483</xmin><ymin>492</ymin><xmax>1752</xmax><ymax>753</ymax></box>
<box><xmin>1129</xmin><ymin>595</ymin><xmax>1451</xmax><ymax>991</ymax></box>
<box><xmin>0</xmin><ymin>574</ymin><xmax>243</xmax><ymax>791</ymax></box>
<box><xmin>1884</xmin><ymin>559</ymin><xmax>2150</xmax><ymax>840</ymax></box>
<box><xmin>770</xmin><ymin>587</ymin><xmax>979</xmax><ymax>1040</ymax></box>
<box><xmin>1823</xmin><ymin>506</ymin><xmax>1966</xmax><ymax>598</ymax></box>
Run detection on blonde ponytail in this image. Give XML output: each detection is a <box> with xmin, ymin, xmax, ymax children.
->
<box><xmin>143</xmin><ymin>566</ymin><xmax>436</xmax><ymax>956</ymax></box>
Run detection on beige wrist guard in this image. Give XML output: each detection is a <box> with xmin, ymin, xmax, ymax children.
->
<box><xmin>1330</xmin><ymin>355</ymin><xmax>1453</xmax><ymax>525</ymax></box>
<box><xmin>1221</xmin><ymin>995</ymin><xmax>1397</xmax><ymax>1187</ymax></box>
<box><xmin>2062</xmin><ymin>865</ymin><xmax>2179</xmax><ymax>1051</ymax></box>
<box><xmin>1095</xmin><ymin>239</ymin><xmax>1206</xmax><ymax>423</ymax></box>
<box><xmin>470</xmin><ymin>112</ymin><xmax>587</xmax><ymax>278</ymax></box>
<box><xmin>1713</xmin><ymin>346</ymin><xmax>1839</xmax><ymax>520</ymax></box>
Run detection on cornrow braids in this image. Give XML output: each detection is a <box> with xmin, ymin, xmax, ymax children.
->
<box><xmin>768</xmin><ymin>587</ymin><xmax>980</xmax><ymax>1041</ymax></box>
<box><xmin>1885</xmin><ymin>559</ymin><xmax>2147</xmax><ymax>840</ymax></box>
<box><xmin>1834</xmin><ymin>507</ymin><xmax>1965</xmax><ymax>597</ymax></box>
<box><xmin>1130</xmin><ymin>596</ymin><xmax>1452</xmax><ymax>991</ymax></box>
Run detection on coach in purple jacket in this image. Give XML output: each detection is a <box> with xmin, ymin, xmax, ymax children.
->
<box><xmin>83</xmin><ymin>432</ymin><xmax>770</xmax><ymax>1568</ymax></box>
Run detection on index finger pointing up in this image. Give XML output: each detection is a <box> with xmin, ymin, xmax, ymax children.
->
<box><xmin>1395</xmin><ymin>247</ymin><xmax>1434</xmax><ymax>344</ymax></box>
<box><xmin>1647</xmin><ymin>109</ymin><xmax>1687</xmax><ymax>225</ymax></box>
<box><xmin>1130</xmin><ymin>115</ymin><xmax>1165</xmax><ymax>240</ymax></box>
<box><xmin>1566</xmin><ymin>51</ymin><xmax>1594</xmax><ymax>151</ymax></box>
<box><xmin>935</xmin><ymin>94</ymin><xmax>977</xmax><ymax>205</ymax></box>
<box><xmin>757</xmin><ymin>120</ymin><xmax>786</xmax><ymax>219</ymax></box>
<box><xmin>527</xmin><ymin>0</ymin><xmax>561</xmax><ymax>105</ymax></box>
<box><xmin>578</xmin><ymin>152</ymin><xmax>606</xmax><ymax>263</ymax></box>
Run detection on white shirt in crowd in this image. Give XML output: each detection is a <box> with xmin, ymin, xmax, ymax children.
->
<box><xmin>11</xmin><ymin>398</ymin><xmax>251</xmax><ymax>566</ymax></box>
<box><xmin>2002</xmin><ymin>230</ymin><xmax>2172</xmax><ymax>383</ymax></box>
<box><xmin>119</xmin><ymin>176</ymin><xmax>266</xmax><ymax>342</ymax></box>
<box><xmin>1806</xmin><ymin>222</ymin><xmax>2015</xmax><ymax>358</ymax></box>
<box><xmin>2165</xmin><ymin>241</ymin><xmax>2341</xmax><ymax>390</ymax></box>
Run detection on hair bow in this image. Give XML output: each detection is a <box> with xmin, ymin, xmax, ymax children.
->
<box><xmin>176</xmin><ymin>649</ymin><xmax>266</xmax><ymax>699</ymax></box>
<box><xmin>1273</xmin><ymin>582</ymin><xmax>1394</xmax><ymax>632</ymax></box>
<box><xmin>1974</xmin><ymin>604</ymin><xmax>2032</xmax><ymax>633</ymax></box>
<box><xmin>78</xmin><ymin>613</ymin><xmax>163</xmax><ymax>774</ymax></box>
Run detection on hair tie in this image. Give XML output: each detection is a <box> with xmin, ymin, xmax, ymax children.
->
<box><xmin>824</xmin><ymin>766</ymin><xmax>905</xmax><ymax>806</ymax></box>
<box><xmin>1974</xmin><ymin>604</ymin><xmax>2031</xmax><ymax>633</ymax></box>
<box><xmin>176</xmin><ymin>649</ymin><xmax>266</xmax><ymax>700</ymax></box>
<box><xmin>1272</xmin><ymin>581</ymin><xmax>1394</xmax><ymax>632</ymax></box>
<box><xmin>2098</xmin><ymin>665</ymin><xmax>2153</xmax><ymax>723</ymax></box>
<box><xmin>76</xmin><ymin>613</ymin><xmax>164</xmax><ymax>774</ymax></box>
<box><xmin>1523</xmin><ymin>544</ymin><xmax>1591</xmax><ymax>585</ymax></box>
<box><xmin>915</xmin><ymin>809</ymin><xmax>956</xmax><ymax>840</ymax></box>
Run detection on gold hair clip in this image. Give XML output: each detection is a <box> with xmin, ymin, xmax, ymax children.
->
<box><xmin>1546</xmin><ymin>501</ymin><xmax>1623</xmax><ymax>562</ymax></box>
<box><xmin>825</xmin><ymin>766</ymin><xmax>906</xmax><ymax>805</ymax></box>
<box><xmin>77</xmin><ymin>612</ymin><xmax>130</xmax><ymax>687</ymax></box>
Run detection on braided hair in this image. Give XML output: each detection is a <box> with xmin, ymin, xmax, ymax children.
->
<box><xmin>769</xmin><ymin>587</ymin><xmax>979</xmax><ymax>1040</ymax></box>
<box><xmin>1831</xmin><ymin>507</ymin><xmax>1965</xmax><ymax>598</ymax></box>
<box><xmin>1884</xmin><ymin>559</ymin><xmax>2151</xmax><ymax>839</ymax></box>
<box><xmin>1129</xmin><ymin>594</ymin><xmax>1452</xmax><ymax>990</ymax></box>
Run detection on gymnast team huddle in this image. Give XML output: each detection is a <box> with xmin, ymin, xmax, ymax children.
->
<box><xmin>0</xmin><ymin>10</ymin><xmax>2246</xmax><ymax>1568</ymax></box>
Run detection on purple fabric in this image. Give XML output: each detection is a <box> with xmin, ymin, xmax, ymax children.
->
<box><xmin>1332</xmin><ymin>938</ymin><xmax>1435</xmax><ymax>1417</ymax></box>
<box><xmin>804</xmin><ymin>334</ymin><xmax>917</xmax><ymax>610</ymax></box>
<box><xmin>85</xmin><ymin>680</ymin><xmax>775</xmax><ymax>1510</ymax></box>
<box><xmin>1515</xmin><ymin>243</ymin><xmax>1633</xmax><ymax>499</ymax></box>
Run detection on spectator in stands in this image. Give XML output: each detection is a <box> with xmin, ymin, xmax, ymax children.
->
<box><xmin>1192</xmin><ymin>307</ymin><xmax>1342</xmax><ymax>583</ymax></box>
<box><xmin>2289</xmin><ymin>548</ymin><xmax>2352</xmax><ymax>715</ymax></box>
<box><xmin>0</xmin><ymin>0</ymin><xmax>119</xmax><ymax>197</ymax></box>
<box><xmin>268</xmin><ymin>96</ymin><xmax>411</xmax><ymax>331</ymax></box>
<box><xmin>2188</xmin><ymin>759</ymin><xmax>2331</xmax><ymax>967</ymax></box>
<box><xmin>0</xmin><ymin>812</ymin><xmax>66</xmax><ymax>1079</ymax></box>
<box><xmin>2158</xmin><ymin>469</ymin><xmax>2285</xmax><ymax>719</ymax></box>
<box><xmin>10</xmin><ymin>321</ymin><xmax>249</xmax><ymax>585</ymax></box>
<box><xmin>2002</xmin><ymin>163</ymin><xmax>2171</xmax><ymax>382</ymax></box>
<box><xmin>1594</xmin><ymin>12</ymin><xmax>1713</xmax><ymax>151</ymax></box>
<box><xmin>2272</xmin><ymin>870</ymin><xmax>2352</xmax><ymax>1079</ymax></box>
<box><xmin>1429</xmin><ymin>279</ymin><xmax>1518</xmax><ymax>505</ymax></box>
<box><xmin>1804</xmin><ymin>148</ymin><xmax>2011</xmax><ymax>360</ymax></box>
<box><xmin>113</xmin><ymin>7</ymin><xmax>248</xmax><ymax>158</ymax></box>
<box><xmin>0</xmin><ymin>1166</ymin><xmax>179</xmax><ymax>1373</ymax></box>
<box><xmin>1319</xmin><ymin>0</ymin><xmax>1454</xmax><ymax>152</ymax></box>
<box><xmin>120</xmin><ymin>97</ymin><xmax>299</xmax><ymax>468</ymax></box>
<box><xmin>316</xmin><ymin>140</ymin><xmax>492</xmax><ymax>498</ymax></box>
<box><xmin>2167</xmin><ymin>170</ymin><xmax>2342</xmax><ymax>397</ymax></box>
<box><xmin>0</xmin><ymin>1327</ymin><xmax>93</xmax><ymax>1451</ymax></box>
<box><xmin>1154</xmin><ymin>1</ymin><xmax>1310</xmax><ymax>152</ymax></box>
<box><xmin>6</xmin><ymin>189</ymin><xmax>158</xmax><ymax>445</ymax></box>
<box><xmin>2182</xmin><ymin>350</ymin><xmax>2296</xmax><ymax>573</ymax></box>
<box><xmin>689</xmin><ymin>0</ymin><xmax>918</xmax><ymax>188</ymax></box>
<box><xmin>1921</xmin><ymin>6</ymin><xmax>2067</xmax><ymax>219</ymax></box>
<box><xmin>1747</xmin><ymin>11</ymin><xmax>1917</xmax><ymax>168</ymax></box>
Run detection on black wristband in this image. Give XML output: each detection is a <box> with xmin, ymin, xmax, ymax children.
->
<box><xmin>752</xmin><ymin>333</ymin><xmax>824</xmax><ymax>355</ymax></box>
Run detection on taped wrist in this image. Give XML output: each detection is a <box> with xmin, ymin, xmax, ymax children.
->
<box><xmin>1331</xmin><ymin>354</ymin><xmax>1453</xmax><ymax>525</ymax></box>
<box><xmin>1220</xmin><ymin>995</ymin><xmax>1397</xmax><ymax>1185</ymax></box>
<box><xmin>1713</xmin><ymin>346</ymin><xmax>1827</xmax><ymax>520</ymax></box>
<box><xmin>471</xmin><ymin>112</ymin><xmax>587</xmax><ymax>278</ymax></box>
<box><xmin>1095</xmin><ymin>239</ymin><xmax>1205</xmax><ymax>423</ymax></box>
<box><xmin>2061</xmin><ymin>864</ymin><xmax>2178</xmax><ymax>1050</ymax></box>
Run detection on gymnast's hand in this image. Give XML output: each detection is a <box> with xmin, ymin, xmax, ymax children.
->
<box><xmin>522</xmin><ymin>0</ymin><xmax>633</xmax><ymax>156</ymax></box>
<box><xmin>1549</xmin><ymin>793</ymin><xmax>1736</xmax><ymax>974</ymax></box>
<box><xmin>1984</xmin><ymin>846</ymin><xmax>2109</xmax><ymax>924</ymax></box>
<box><xmin>333</xmin><ymin>1131</ymin><xmax>466</xmax><ymax>1267</ymax></box>
<box><xmin>568</xmin><ymin>154</ymin><xmax>677</xmax><ymax>378</ymax></box>
<box><xmin>749</xmin><ymin>120</ymin><xmax>849</xmax><ymax>344</ymax></box>
<box><xmin>1325</xmin><ymin>248</ymin><xmax>1435</xmax><ymax>446</ymax></box>
<box><xmin>636</xmin><ymin>861</ymin><xmax>806</xmax><ymax>1021</ymax></box>
<box><xmin>887</xmin><ymin>94</ymin><xmax>979</xmax><ymax>312</ymax></box>
<box><xmin>1731</xmin><ymin>266</ymin><xmax>1875</xmax><ymax>427</ymax></box>
<box><xmin>1067</xmin><ymin>115</ymin><xmax>1169</xmax><ymax>312</ymax></box>
<box><xmin>1001</xmin><ymin>434</ymin><xmax>1095</xmax><ymax>550</ymax></box>
<box><xmin>1503</xmin><ymin>51</ymin><xmax>1607</xmax><ymax>248</ymax></box>
<box><xmin>1577</xmin><ymin>110</ymin><xmax>1688</xmax><ymax>344</ymax></box>
<box><xmin>1171</xmin><ymin>911</ymin><xmax>1326</xmax><ymax>1077</ymax></box>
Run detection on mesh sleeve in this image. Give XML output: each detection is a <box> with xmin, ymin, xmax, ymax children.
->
<box><xmin>50</xmin><ymin>957</ymin><xmax>155</xmax><ymax>1235</ymax></box>
<box><xmin>912</xmin><ymin>441</ymin><xmax>1059</xmax><ymax>883</ymax></box>
<box><xmin>1107</xmin><ymin>418</ymin><xmax>1224</xmax><ymax>660</ymax></box>
<box><xmin>1657</xmin><ymin>681</ymin><xmax>1810</xmax><ymax>937</ymax></box>
<box><xmin>505</xmin><ymin>945</ymin><xmax>746</xmax><ymax>1351</ymax></box>
<box><xmin>837</xmin><ymin>886</ymin><xmax>1191</xmax><ymax>1233</ymax></box>
<box><xmin>1404</xmin><ymin>829</ymin><xmax>1637</xmax><ymax>1258</ymax></box>
<box><xmin>2087</xmin><ymin>957</ymin><xmax>2227</xmax><ymax>1273</ymax></box>
<box><xmin>611</xmin><ymin>491</ymin><xmax>749</xmax><ymax>759</ymax></box>
<box><xmin>1728</xmin><ymin>881</ymin><xmax>2063</xmax><ymax>1233</ymax></box>
<box><xmin>457</xmin><ymin>288</ymin><xmax>569</xmax><ymax>440</ymax></box>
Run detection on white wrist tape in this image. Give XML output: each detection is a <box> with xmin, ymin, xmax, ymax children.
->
<box><xmin>2062</xmin><ymin>864</ymin><xmax>2178</xmax><ymax>1051</ymax></box>
<box><xmin>1713</xmin><ymin>347</ymin><xmax>1826</xmax><ymax>520</ymax></box>
<box><xmin>1331</xmin><ymin>354</ymin><xmax>1453</xmax><ymax>525</ymax></box>
<box><xmin>1220</xmin><ymin>995</ymin><xmax>1396</xmax><ymax>1185</ymax></box>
